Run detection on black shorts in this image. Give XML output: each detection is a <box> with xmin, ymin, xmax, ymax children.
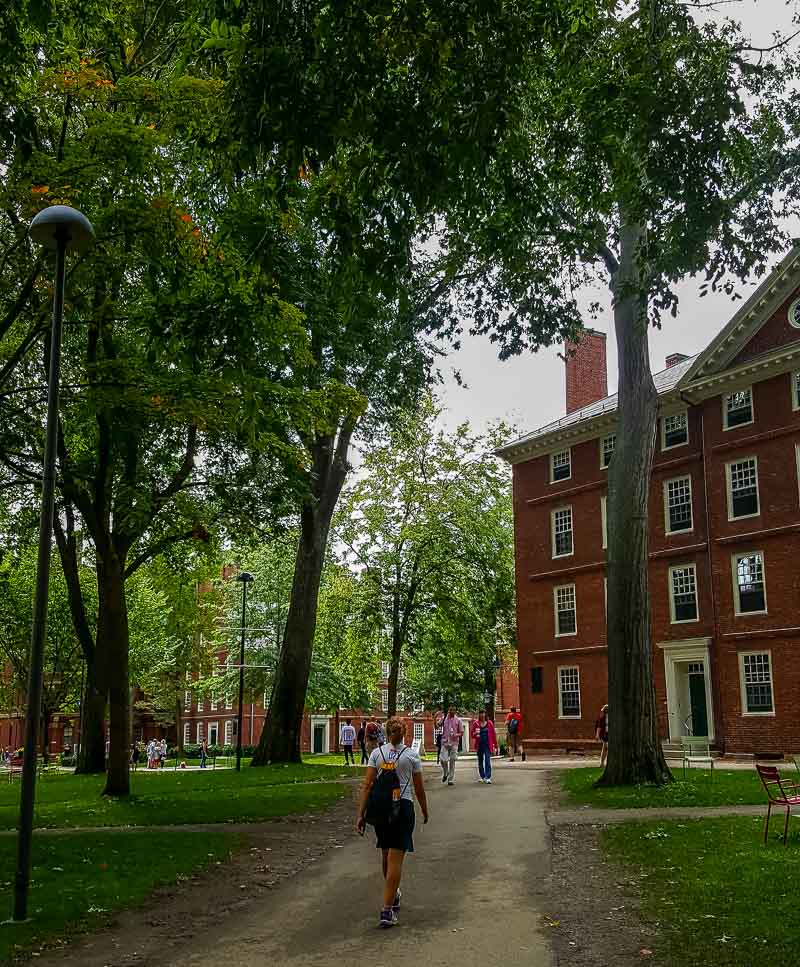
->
<box><xmin>374</xmin><ymin>799</ymin><xmax>415</xmax><ymax>853</ymax></box>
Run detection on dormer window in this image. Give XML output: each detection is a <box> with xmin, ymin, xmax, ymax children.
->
<box><xmin>724</xmin><ymin>388</ymin><xmax>753</xmax><ymax>429</ymax></box>
<box><xmin>551</xmin><ymin>449</ymin><xmax>571</xmax><ymax>483</ymax></box>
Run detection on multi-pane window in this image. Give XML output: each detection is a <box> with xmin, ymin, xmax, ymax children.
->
<box><xmin>552</xmin><ymin>507</ymin><xmax>574</xmax><ymax>557</ymax></box>
<box><xmin>196</xmin><ymin>722</ymin><xmax>205</xmax><ymax>744</ymax></box>
<box><xmin>670</xmin><ymin>565</ymin><xmax>698</xmax><ymax>622</ymax></box>
<box><xmin>741</xmin><ymin>653</ymin><xmax>774</xmax><ymax>714</ymax></box>
<box><xmin>733</xmin><ymin>552</ymin><xmax>766</xmax><ymax>614</ymax></box>
<box><xmin>381</xmin><ymin>689</ymin><xmax>389</xmax><ymax>712</ymax></box>
<box><xmin>727</xmin><ymin>458</ymin><xmax>759</xmax><ymax>519</ymax></box>
<box><xmin>380</xmin><ymin>661</ymin><xmax>391</xmax><ymax>680</ymax></box>
<box><xmin>724</xmin><ymin>387</ymin><xmax>753</xmax><ymax>428</ymax></box>
<box><xmin>554</xmin><ymin>584</ymin><xmax>577</xmax><ymax>636</ymax></box>
<box><xmin>183</xmin><ymin>722</ymin><xmax>191</xmax><ymax>745</ymax></box>
<box><xmin>600</xmin><ymin>434</ymin><xmax>616</xmax><ymax>469</ymax></box>
<box><xmin>413</xmin><ymin>722</ymin><xmax>424</xmax><ymax>748</ymax></box>
<box><xmin>224</xmin><ymin>720</ymin><xmax>234</xmax><ymax>746</ymax></box>
<box><xmin>197</xmin><ymin>694</ymin><xmax>205</xmax><ymax>713</ymax></box>
<box><xmin>551</xmin><ymin>449</ymin><xmax>571</xmax><ymax>482</ymax></box>
<box><xmin>558</xmin><ymin>667</ymin><xmax>581</xmax><ymax>718</ymax></box>
<box><xmin>662</xmin><ymin>412</ymin><xmax>689</xmax><ymax>449</ymax></box>
<box><xmin>792</xmin><ymin>372</ymin><xmax>800</xmax><ymax>410</ymax></box>
<box><xmin>184</xmin><ymin>689</ymin><xmax>192</xmax><ymax>712</ymax></box>
<box><xmin>665</xmin><ymin>476</ymin><xmax>693</xmax><ymax>533</ymax></box>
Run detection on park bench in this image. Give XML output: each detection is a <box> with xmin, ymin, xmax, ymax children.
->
<box><xmin>681</xmin><ymin>737</ymin><xmax>714</xmax><ymax>779</ymax></box>
<box><xmin>756</xmin><ymin>763</ymin><xmax>800</xmax><ymax>846</ymax></box>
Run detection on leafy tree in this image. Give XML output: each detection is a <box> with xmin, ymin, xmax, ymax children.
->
<box><xmin>334</xmin><ymin>398</ymin><xmax>515</xmax><ymax>718</ymax></box>
<box><xmin>0</xmin><ymin>4</ymin><xmax>319</xmax><ymax>794</ymax></box>
<box><xmin>441</xmin><ymin>1</ymin><xmax>800</xmax><ymax>784</ymax></box>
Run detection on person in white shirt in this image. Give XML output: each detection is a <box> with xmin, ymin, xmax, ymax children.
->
<box><xmin>340</xmin><ymin>718</ymin><xmax>357</xmax><ymax>765</ymax></box>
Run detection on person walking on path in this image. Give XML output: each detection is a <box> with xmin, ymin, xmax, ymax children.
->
<box><xmin>471</xmin><ymin>710</ymin><xmax>499</xmax><ymax>784</ymax></box>
<box><xmin>356</xmin><ymin>717</ymin><xmax>429</xmax><ymax>929</ymax></box>
<box><xmin>159</xmin><ymin>738</ymin><xmax>167</xmax><ymax>769</ymax></box>
<box><xmin>505</xmin><ymin>706</ymin><xmax>523</xmax><ymax>762</ymax></box>
<box><xmin>200</xmin><ymin>738</ymin><xmax>208</xmax><ymax>769</ymax></box>
<box><xmin>595</xmin><ymin>704</ymin><xmax>609</xmax><ymax>768</ymax></box>
<box><xmin>340</xmin><ymin>718</ymin><xmax>357</xmax><ymax>766</ymax></box>
<box><xmin>357</xmin><ymin>721</ymin><xmax>368</xmax><ymax>764</ymax></box>
<box><xmin>440</xmin><ymin>706</ymin><xmax>464</xmax><ymax>786</ymax></box>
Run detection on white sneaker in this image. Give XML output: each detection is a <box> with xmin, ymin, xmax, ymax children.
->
<box><xmin>486</xmin><ymin>778</ymin><xmax>492</xmax><ymax>784</ymax></box>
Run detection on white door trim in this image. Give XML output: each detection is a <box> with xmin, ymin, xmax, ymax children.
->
<box><xmin>657</xmin><ymin>638</ymin><xmax>714</xmax><ymax>743</ymax></box>
<box><xmin>309</xmin><ymin>715</ymin><xmax>330</xmax><ymax>754</ymax></box>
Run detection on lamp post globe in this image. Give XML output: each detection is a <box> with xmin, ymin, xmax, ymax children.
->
<box><xmin>14</xmin><ymin>205</ymin><xmax>93</xmax><ymax>923</ymax></box>
<box><xmin>235</xmin><ymin>572</ymin><xmax>255</xmax><ymax>771</ymax></box>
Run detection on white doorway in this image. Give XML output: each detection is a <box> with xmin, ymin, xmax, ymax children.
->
<box><xmin>310</xmin><ymin>716</ymin><xmax>330</xmax><ymax>754</ymax></box>
<box><xmin>659</xmin><ymin>638</ymin><xmax>715</xmax><ymax>742</ymax></box>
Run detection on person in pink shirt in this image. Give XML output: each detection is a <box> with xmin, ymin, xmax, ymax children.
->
<box><xmin>471</xmin><ymin>710</ymin><xmax>499</xmax><ymax>784</ymax></box>
<box><xmin>439</xmin><ymin>706</ymin><xmax>464</xmax><ymax>786</ymax></box>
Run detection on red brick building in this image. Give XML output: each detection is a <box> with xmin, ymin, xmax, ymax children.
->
<box><xmin>499</xmin><ymin>248</ymin><xmax>800</xmax><ymax>757</ymax></box>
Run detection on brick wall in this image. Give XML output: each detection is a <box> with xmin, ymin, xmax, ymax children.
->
<box><xmin>565</xmin><ymin>330</ymin><xmax>608</xmax><ymax>414</ymax></box>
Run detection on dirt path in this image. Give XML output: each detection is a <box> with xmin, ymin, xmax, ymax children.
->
<box><xmin>32</xmin><ymin>765</ymin><xmax>553</xmax><ymax>967</ymax></box>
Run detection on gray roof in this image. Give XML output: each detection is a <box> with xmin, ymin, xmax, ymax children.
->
<box><xmin>500</xmin><ymin>353</ymin><xmax>698</xmax><ymax>453</ymax></box>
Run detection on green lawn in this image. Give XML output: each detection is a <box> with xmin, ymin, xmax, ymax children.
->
<box><xmin>0</xmin><ymin>830</ymin><xmax>241</xmax><ymax>965</ymax></box>
<box><xmin>0</xmin><ymin>764</ymin><xmax>352</xmax><ymax>830</ymax></box>
<box><xmin>561</xmin><ymin>766</ymin><xmax>767</xmax><ymax>808</ymax></box>
<box><xmin>605</xmin><ymin>818</ymin><xmax>800</xmax><ymax>965</ymax></box>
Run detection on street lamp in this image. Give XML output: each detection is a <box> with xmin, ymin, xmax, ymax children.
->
<box><xmin>14</xmin><ymin>206</ymin><xmax>93</xmax><ymax>922</ymax></box>
<box><xmin>235</xmin><ymin>572</ymin><xmax>254</xmax><ymax>772</ymax></box>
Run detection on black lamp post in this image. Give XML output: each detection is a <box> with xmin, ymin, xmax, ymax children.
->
<box><xmin>14</xmin><ymin>206</ymin><xmax>93</xmax><ymax>922</ymax></box>
<box><xmin>235</xmin><ymin>572</ymin><xmax>254</xmax><ymax>772</ymax></box>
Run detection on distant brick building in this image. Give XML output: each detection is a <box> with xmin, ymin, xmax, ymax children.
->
<box><xmin>499</xmin><ymin>246</ymin><xmax>800</xmax><ymax>757</ymax></box>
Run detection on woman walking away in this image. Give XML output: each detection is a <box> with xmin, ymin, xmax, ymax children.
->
<box><xmin>595</xmin><ymin>704</ymin><xmax>609</xmax><ymax>768</ymax></box>
<box><xmin>357</xmin><ymin>717</ymin><xmax>429</xmax><ymax>929</ymax></box>
<box><xmin>471</xmin><ymin>710</ymin><xmax>499</xmax><ymax>784</ymax></box>
<box><xmin>200</xmin><ymin>738</ymin><xmax>208</xmax><ymax>769</ymax></box>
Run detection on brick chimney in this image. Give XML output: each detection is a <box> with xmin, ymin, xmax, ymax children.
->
<box><xmin>565</xmin><ymin>330</ymin><xmax>608</xmax><ymax>414</ymax></box>
<box><xmin>666</xmin><ymin>352</ymin><xmax>690</xmax><ymax>369</ymax></box>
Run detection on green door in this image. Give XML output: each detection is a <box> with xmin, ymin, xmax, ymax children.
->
<box><xmin>313</xmin><ymin>724</ymin><xmax>325</xmax><ymax>754</ymax></box>
<box><xmin>688</xmin><ymin>673</ymin><xmax>708</xmax><ymax>737</ymax></box>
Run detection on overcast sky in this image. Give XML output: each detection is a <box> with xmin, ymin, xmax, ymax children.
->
<box><xmin>438</xmin><ymin>0</ymin><xmax>799</xmax><ymax>438</ymax></box>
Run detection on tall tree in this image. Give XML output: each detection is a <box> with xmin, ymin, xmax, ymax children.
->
<box><xmin>439</xmin><ymin>1</ymin><xmax>800</xmax><ymax>783</ymax></box>
<box><xmin>335</xmin><ymin>398</ymin><xmax>515</xmax><ymax>718</ymax></box>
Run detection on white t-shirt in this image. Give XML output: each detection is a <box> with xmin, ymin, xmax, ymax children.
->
<box><xmin>340</xmin><ymin>724</ymin><xmax>357</xmax><ymax>744</ymax></box>
<box><xmin>368</xmin><ymin>742</ymin><xmax>422</xmax><ymax>802</ymax></box>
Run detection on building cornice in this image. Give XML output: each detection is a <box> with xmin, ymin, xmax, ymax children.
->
<box><xmin>681</xmin><ymin>342</ymin><xmax>800</xmax><ymax>402</ymax></box>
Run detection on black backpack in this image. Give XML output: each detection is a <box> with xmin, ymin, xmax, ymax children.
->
<box><xmin>365</xmin><ymin>747</ymin><xmax>407</xmax><ymax>827</ymax></box>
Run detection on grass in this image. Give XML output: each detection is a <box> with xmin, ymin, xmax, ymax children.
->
<box><xmin>0</xmin><ymin>764</ymin><xmax>353</xmax><ymax>830</ymax></box>
<box><xmin>561</xmin><ymin>766</ymin><xmax>766</xmax><ymax>808</ymax></box>
<box><xmin>0</xmin><ymin>830</ymin><xmax>241</xmax><ymax>965</ymax></box>
<box><xmin>604</xmin><ymin>817</ymin><xmax>800</xmax><ymax>966</ymax></box>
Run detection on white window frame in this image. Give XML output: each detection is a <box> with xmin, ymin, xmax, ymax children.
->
<box><xmin>196</xmin><ymin>722</ymin><xmax>204</xmax><ymax>744</ymax></box>
<box><xmin>725</xmin><ymin>456</ymin><xmax>760</xmax><ymax>522</ymax></box>
<box><xmin>601</xmin><ymin>495</ymin><xmax>607</xmax><ymax>549</ymax></box>
<box><xmin>183</xmin><ymin>722</ymin><xmax>191</xmax><ymax>745</ymax></box>
<box><xmin>789</xmin><ymin>298</ymin><xmax>800</xmax><ymax>329</ymax></box>
<box><xmin>600</xmin><ymin>434</ymin><xmax>616</xmax><ymax>470</ymax></box>
<box><xmin>554</xmin><ymin>583</ymin><xmax>577</xmax><ymax>637</ymax></box>
<box><xmin>723</xmin><ymin>386</ymin><xmax>754</xmax><ymax>430</ymax></box>
<box><xmin>413</xmin><ymin>721</ymin><xmax>424</xmax><ymax>748</ymax></box>
<box><xmin>663</xmin><ymin>475</ymin><xmax>694</xmax><ymax>535</ymax></box>
<box><xmin>550</xmin><ymin>448</ymin><xmax>572</xmax><ymax>483</ymax></box>
<box><xmin>184</xmin><ymin>689</ymin><xmax>192</xmax><ymax>712</ymax></box>
<box><xmin>731</xmin><ymin>550</ymin><xmax>768</xmax><ymax>617</ymax></box>
<box><xmin>661</xmin><ymin>410</ymin><xmax>689</xmax><ymax>451</ymax></box>
<box><xmin>739</xmin><ymin>651</ymin><xmax>775</xmax><ymax>717</ymax></box>
<box><xmin>207</xmin><ymin>721</ymin><xmax>219</xmax><ymax>747</ymax></box>
<box><xmin>380</xmin><ymin>661</ymin><xmax>391</xmax><ymax>680</ymax></box>
<box><xmin>551</xmin><ymin>506</ymin><xmax>574</xmax><ymax>559</ymax></box>
<box><xmin>557</xmin><ymin>666</ymin><xmax>581</xmax><ymax>719</ymax></box>
<box><xmin>381</xmin><ymin>689</ymin><xmax>389</xmax><ymax>712</ymax></box>
<box><xmin>792</xmin><ymin>371</ymin><xmax>800</xmax><ymax>411</ymax></box>
<box><xmin>197</xmin><ymin>694</ymin><xmax>205</xmax><ymax>713</ymax></box>
<box><xmin>224</xmin><ymin>720</ymin><xmax>234</xmax><ymax>745</ymax></box>
<box><xmin>668</xmin><ymin>563</ymin><xmax>699</xmax><ymax>624</ymax></box>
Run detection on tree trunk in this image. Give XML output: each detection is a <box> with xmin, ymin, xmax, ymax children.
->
<box><xmin>598</xmin><ymin>221</ymin><xmax>671</xmax><ymax>787</ymax></box>
<box><xmin>98</xmin><ymin>555</ymin><xmax>131</xmax><ymax>796</ymax></box>
<box><xmin>387</xmin><ymin>589</ymin><xmax>402</xmax><ymax>716</ymax></box>
<box><xmin>251</xmin><ymin>426</ymin><xmax>353</xmax><ymax>765</ymax></box>
<box><xmin>76</xmin><ymin>660</ymin><xmax>106</xmax><ymax>774</ymax></box>
<box><xmin>41</xmin><ymin>708</ymin><xmax>52</xmax><ymax>762</ymax></box>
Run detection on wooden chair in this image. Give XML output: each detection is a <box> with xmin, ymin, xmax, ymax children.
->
<box><xmin>756</xmin><ymin>763</ymin><xmax>800</xmax><ymax>846</ymax></box>
<box><xmin>681</xmin><ymin>737</ymin><xmax>714</xmax><ymax>779</ymax></box>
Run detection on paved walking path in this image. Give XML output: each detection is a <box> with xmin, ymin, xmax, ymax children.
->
<box><xmin>547</xmin><ymin>803</ymin><xmax>765</xmax><ymax>825</ymax></box>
